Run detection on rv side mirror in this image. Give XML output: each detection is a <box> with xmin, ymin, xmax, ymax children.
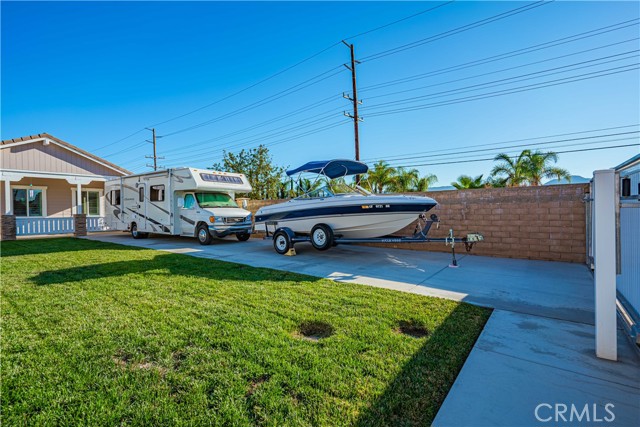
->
<box><xmin>242</xmin><ymin>199</ymin><xmax>248</xmax><ymax>209</ymax></box>
<box><xmin>177</xmin><ymin>197</ymin><xmax>184</xmax><ymax>208</ymax></box>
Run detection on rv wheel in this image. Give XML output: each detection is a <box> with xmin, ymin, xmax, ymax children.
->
<box><xmin>197</xmin><ymin>224</ymin><xmax>213</xmax><ymax>245</ymax></box>
<box><xmin>273</xmin><ymin>230</ymin><xmax>292</xmax><ymax>255</ymax></box>
<box><xmin>131</xmin><ymin>223</ymin><xmax>148</xmax><ymax>239</ymax></box>
<box><xmin>236</xmin><ymin>232</ymin><xmax>251</xmax><ymax>242</ymax></box>
<box><xmin>310</xmin><ymin>224</ymin><xmax>333</xmax><ymax>251</ymax></box>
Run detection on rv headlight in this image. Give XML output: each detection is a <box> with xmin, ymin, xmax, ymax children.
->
<box><xmin>245</xmin><ymin>213</ymin><xmax>252</xmax><ymax>221</ymax></box>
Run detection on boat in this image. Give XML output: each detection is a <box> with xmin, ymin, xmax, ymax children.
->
<box><xmin>254</xmin><ymin>159</ymin><xmax>438</xmax><ymax>244</ymax></box>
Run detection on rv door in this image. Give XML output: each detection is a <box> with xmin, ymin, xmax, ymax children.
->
<box><xmin>137</xmin><ymin>183</ymin><xmax>147</xmax><ymax>231</ymax></box>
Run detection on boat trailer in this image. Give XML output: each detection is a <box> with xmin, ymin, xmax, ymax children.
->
<box><xmin>263</xmin><ymin>213</ymin><xmax>484</xmax><ymax>267</ymax></box>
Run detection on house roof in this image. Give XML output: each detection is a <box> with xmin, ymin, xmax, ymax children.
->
<box><xmin>1</xmin><ymin>133</ymin><xmax>131</xmax><ymax>176</ymax></box>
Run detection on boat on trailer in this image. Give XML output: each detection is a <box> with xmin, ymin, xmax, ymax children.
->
<box><xmin>254</xmin><ymin>159</ymin><xmax>439</xmax><ymax>250</ymax></box>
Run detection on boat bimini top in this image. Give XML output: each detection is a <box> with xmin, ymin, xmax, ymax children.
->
<box><xmin>286</xmin><ymin>159</ymin><xmax>369</xmax><ymax>179</ymax></box>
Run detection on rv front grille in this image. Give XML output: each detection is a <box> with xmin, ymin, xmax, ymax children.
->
<box><xmin>223</xmin><ymin>217</ymin><xmax>247</xmax><ymax>224</ymax></box>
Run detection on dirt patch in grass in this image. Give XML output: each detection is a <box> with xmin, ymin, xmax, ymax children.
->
<box><xmin>246</xmin><ymin>374</ymin><xmax>271</xmax><ymax>397</ymax></box>
<box><xmin>395</xmin><ymin>320</ymin><xmax>430</xmax><ymax>338</ymax></box>
<box><xmin>113</xmin><ymin>351</ymin><xmax>167</xmax><ymax>376</ymax></box>
<box><xmin>295</xmin><ymin>320</ymin><xmax>334</xmax><ymax>342</ymax></box>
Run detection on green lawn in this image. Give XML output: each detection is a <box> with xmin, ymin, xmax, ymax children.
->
<box><xmin>1</xmin><ymin>238</ymin><xmax>490</xmax><ymax>426</ymax></box>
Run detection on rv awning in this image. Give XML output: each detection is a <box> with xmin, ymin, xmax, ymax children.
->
<box><xmin>286</xmin><ymin>159</ymin><xmax>369</xmax><ymax>178</ymax></box>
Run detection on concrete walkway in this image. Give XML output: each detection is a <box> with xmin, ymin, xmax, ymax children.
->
<box><xmin>86</xmin><ymin>232</ymin><xmax>639</xmax><ymax>426</ymax></box>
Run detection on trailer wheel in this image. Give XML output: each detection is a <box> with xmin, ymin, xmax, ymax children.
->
<box><xmin>236</xmin><ymin>232</ymin><xmax>251</xmax><ymax>242</ymax></box>
<box><xmin>310</xmin><ymin>224</ymin><xmax>333</xmax><ymax>251</ymax></box>
<box><xmin>273</xmin><ymin>230</ymin><xmax>292</xmax><ymax>255</ymax></box>
<box><xmin>131</xmin><ymin>223</ymin><xmax>148</xmax><ymax>239</ymax></box>
<box><xmin>197</xmin><ymin>224</ymin><xmax>213</xmax><ymax>245</ymax></box>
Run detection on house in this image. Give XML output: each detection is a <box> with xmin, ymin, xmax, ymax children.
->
<box><xmin>0</xmin><ymin>133</ymin><xmax>130</xmax><ymax>238</ymax></box>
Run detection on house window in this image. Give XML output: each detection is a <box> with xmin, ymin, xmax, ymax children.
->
<box><xmin>150</xmin><ymin>185</ymin><xmax>165</xmax><ymax>202</ymax></box>
<box><xmin>12</xmin><ymin>188</ymin><xmax>45</xmax><ymax>217</ymax></box>
<box><xmin>81</xmin><ymin>191</ymin><xmax>100</xmax><ymax>216</ymax></box>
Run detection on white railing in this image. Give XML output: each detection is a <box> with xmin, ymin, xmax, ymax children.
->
<box><xmin>87</xmin><ymin>216</ymin><xmax>110</xmax><ymax>232</ymax></box>
<box><xmin>16</xmin><ymin>217</ymin><xmax>74</xmax><ymax>236</ymax></box>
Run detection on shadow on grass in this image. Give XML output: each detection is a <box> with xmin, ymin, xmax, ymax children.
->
<box><xmin>355</xmin><ymin>303</ymin><xmax>490</xmax><ymax>427</ymax></box>
<box><xmin>1</xmin><ymin>237</ymin><xmax>132</xmax><ymax>257</ymax></box>
<box><xmin>30</xmin><ymin>251</ymin><xmax>318</xmax><ymax>286</ymax></box>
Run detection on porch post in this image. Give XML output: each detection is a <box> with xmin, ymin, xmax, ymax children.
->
<box><xmin>1</xmin><ymin>178</ymin><xmax>16</xmax><ymax>241</ymax></box>
<box><xmin>76</xmin><ymin>183</ymin><xmax>83</xmax><ymax>214</ymax></box>
<box><xmin>4</xmin><ymin>178</ymin><xmax>12</xmax><ymax>215</ymax></box>
<box><xmin>593</xmin><ymin>169</ymin><xmax>617</xmax><ymax>361</ymax></box>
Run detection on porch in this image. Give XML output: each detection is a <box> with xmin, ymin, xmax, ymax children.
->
<box><xmin>1</xmin><ymin>171</ymin><xmax>112</xmax><ymax>238</ymax></box>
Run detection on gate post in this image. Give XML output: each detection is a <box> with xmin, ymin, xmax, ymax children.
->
<box><xmin>593</xmin><ymin>169</ymin><xmax>617</xmax><ymax>361</ymax></box>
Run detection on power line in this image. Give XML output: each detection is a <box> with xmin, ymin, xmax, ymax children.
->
<box><xmin>362</xmin><ymin>124</ymin><xmax>639</xmax><ymax>162</ymax></box>
<box><xmin>364</xmin><ymin>64</ymin><xmax>639</xmax><ymax>117</ymax></box>
<box><xmin>160</xmin><ymin>67</ymin><xmax>346</xmax><ymax>138</ymax></box>
<box><xmin>380</xmin><ymin>133</ymin><xmax>639</xmax><ymax>164</ymax></box>
<box><xmin>362</xmin><ymin>48</ymin><xmax>639</xmax><ymax>103</ymax></box>
<box><xmin>360</xmin><ymin>54</ymin><xmax>639</xmax><ymax>111</ymax></box>
<box><xmin>386</xmin><ymin>143</ymin><xmax>640</xmax><ymax>168</ymax></box>
<box><xmin>361</xmin><ymin>0</ymin><xmax>554</xmax><ymax>63</ymax></box>
<box><xmin>162</xmin><ymin>120</ymin><xmax>352</xmax><ymax>167</ymax></box>
<box><xmin>343</xmin><ymin>1</ymin><xmax>455</xmax><ymax>41</ymax></box>
<box><xmin>360</xmin><ymin>19</ymin><xmax>639</xmax><ymax>93</ymax></box>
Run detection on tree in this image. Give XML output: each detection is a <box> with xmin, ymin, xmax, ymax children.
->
<box><xmin>524</xmin><ymin>150</ymin><xmax>571</xmax><ymax>186</ymax></box>
<box><xmin>366</xmin><ymin>161</ymin><xmax>396</xmax><ymax>193</ymax></box>
<box><xmin>414</xmin><ymin>173</ymin><xmax>438</xmax><ymax>191</ymax></box>
<box><xmin>212</xmin><ymin>145</ymin><xmax>285</xmax><ymax>199</ymax></box>
<box><xmin>490</xmin><ymin>150</ymin><xmax>531</xmax><ymax>187</ymax></box>
<box><xmin>389</xmin><ymin>167</ymin><xmax>419</xmax><ymax>193</ymax></box>
<box><xmin>452</xmin><ymin>174</ymin><xmax>484</xmax><ymax>190</ymax></box>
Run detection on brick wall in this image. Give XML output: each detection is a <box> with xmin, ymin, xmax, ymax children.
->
<box><xmin>245</xmin><ymin>184</ymin><xmax>589</xmax><ymax>263</ymax></box>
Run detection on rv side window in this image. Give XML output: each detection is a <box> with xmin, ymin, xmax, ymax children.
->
<box><xmin>150</xmin><ymin>185</ymin><xmax>165</xmax><ymax>202</ymax></box>
<box><xmin>139</xmin><ymin>186</ymin><xmax>144</xmax><ymax>202</ymax></box>
<box><xmin>112</xmin><ymin>190</ymin><xmax>121</xmax><ymax>205</ymax></box>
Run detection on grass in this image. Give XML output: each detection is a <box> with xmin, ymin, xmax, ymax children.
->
<box><xmin>1</xmin><ymin>238</ymin><xmax>490</xmax><ymax>426</ymax></box>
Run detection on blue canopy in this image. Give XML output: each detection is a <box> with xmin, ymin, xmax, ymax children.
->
<box><xmin>286</xmin><ymin>159</ymin><xmax>369</xmax><ymax>178</ymax></box>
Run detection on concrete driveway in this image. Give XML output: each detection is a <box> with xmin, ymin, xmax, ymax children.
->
<box><xmin>86</xmin><ymin>232</ymin><xmax>639</xmax><ymax>426</ymax></box>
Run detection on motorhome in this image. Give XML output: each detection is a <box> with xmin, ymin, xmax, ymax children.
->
<box><xmin>105</xmin><ymin>167</ymin><xmax>253</xmax><ymax>245</ymax></box>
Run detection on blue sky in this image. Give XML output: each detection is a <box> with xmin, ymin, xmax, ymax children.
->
<box><xmin>2</xmin><ymin>1</ymin><xmax>639</xmax><ymax>185</ymax></box>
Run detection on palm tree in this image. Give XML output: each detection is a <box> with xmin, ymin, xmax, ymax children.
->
<box><xmin>389</xmin><ymin>167</ymin><xmax>419</xmax><ymax>193</ymax></box>
<box><xmin>490</xmin><ymin>150</ymin><xmax>531</xmax><ymax>187</ymax></box>
<box><xmin>367</xmin><ymin>161</ymin><xmax>396</xmax><ymax>193</ymax></box>
<box><xmin>414</xmin><ymin>173</ymin><xmax>438</xmax><ymax>191</ymax></box>
<box><xmin>485</xmin><ymin>176</ymin><xmax>507</xmax><ymax>188</ymax></box>
<box><xmin>452</xmin><ymin>174</ymin><xmax>484</xmax><ymax>189</ymax></box>
<box><xmin>524</xmin><ymin>150</ymin><xmax>571</xmax><ymax>186</ymax></box>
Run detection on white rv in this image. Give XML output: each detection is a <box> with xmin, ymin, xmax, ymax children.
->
<box><xmin>105</xmin><ymin>168</ymin><xmax>253</xmax><ymax>245</ymax></box>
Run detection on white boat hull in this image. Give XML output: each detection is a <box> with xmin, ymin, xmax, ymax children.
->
<box><xmin>254</xmin><ymin>194</ymin><xmax>437</xmax><ymax>239</ymax></box>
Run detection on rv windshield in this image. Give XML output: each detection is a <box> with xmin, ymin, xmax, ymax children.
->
<box><xmin>195</xmin><ymin>192</ymin><xmax>238</xmax><ymax>208</ymax></box>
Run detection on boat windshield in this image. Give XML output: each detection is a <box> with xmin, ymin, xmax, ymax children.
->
<box><xmin>195</xmin><ymin>192</ymin><xmax>238</xmax><ymax>208</ymax></box>
<box><xmin>296</xmin><ymin>186</ymin><xmax>335</xmax><ymax>199</ymax></box>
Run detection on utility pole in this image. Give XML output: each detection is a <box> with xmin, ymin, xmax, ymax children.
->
<box><xmin>145</xmin><ymin>128</ymin><xmax>164</xmax><ymax>171</ymax></box>
<box><xmin>342</xmin><ymin>40</ymin><xmax>363</xmax><ymax>163</ymax></box>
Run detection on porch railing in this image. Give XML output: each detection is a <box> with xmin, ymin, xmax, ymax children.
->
<box><xmin>16</xmin><ymin>217</ymin><xmax>74</xmax><ymax>236</ymax></box>
<box><xmin>87</xmin><ymin>217</ymin><xmax>110</xmax><ymax>232</ymax></box>
<box><xmin>15</xmin><ymin>216</ymin><xmax>110</xmax><ymax>236</ymax></box>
